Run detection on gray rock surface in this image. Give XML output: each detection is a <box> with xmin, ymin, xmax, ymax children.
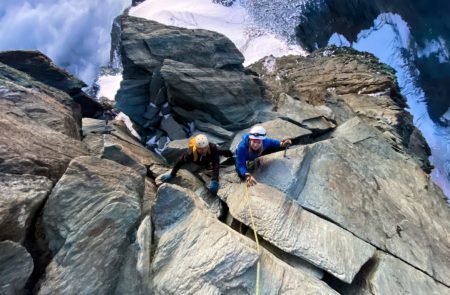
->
<box><xmin>249</xmin><ymin>139</ymin><xmax>450</xmax><ymax>284</ymax></box>
<box><xmin>38</xmin><ymin>156</ymin><xmax>144</xmax><ymax>294</ymax></box>
<box><xmin>117</xmin><ymin>16</ymin><xmax>246</xmax><ymax>127</ymax></box>
<box><xmin>219</xmin><ymin>181</ymin><xmax>376</xmax><ymax>283</ymax></box>
<box><xmin>345</xmin><ymin>252</ymin><xmax>449</xmax><ymax>294</ymax></box>
<box><xmin>276</xmin><ymin>93</ymin><xmax>336</xmax><ymax>133</ymax></box>
<box><xmin>82</xmin><ymin>119</ymin><xmax>164</xmax><ymax>167</ymax></box>
<box><xmin>0</xmin><ymin>241</ymin><xmax>34</xmax><ymax>295</ymax></box>
<box><xmin>0</xmin><ymin>173</ymin><xmax>52</xmax><ymax>243</ymax></box>
<box><xmin>152</xmin><ymin>183</ymin><xmax>338</xmax><ymax>294</ymax></box>
<box><xmin>0</xmin><ymin>63</ymin><xmax>87</xmax><ymax>182</ymax></box>
<box><xmin>0</xmin><ymin>62</ymin><xmax>82</xmax><ymax>139</ymax></box>
<box><xmin>194</xmin><ymin>120</ymin><xmax>235</xmax><ymax>139</ymax></box>
<box><xmin>82</xmin><ymin>118</ymin><xmax>113</xmax><ymax>135</ymax></box>
<box><xmin>114</xmin><ymin>216</ymin><xmax>152</xmax><ymax>295</ymax></box>
<box><xmin>120</xmin><ymin>15</ymin><xmax>244</xmax><ymax>73</ymax></box>
<box><xmin>102</xmin><ymin>135</ymin><xmax>148</xmax><ymax>176</ymax></box>
<box><xmin>161</xmin><ymin>59</ymin><xmax>269</xmax><ymax>130</ymax></box>
<box><xmin>159</xmin><ymin>114</ymin><xmax>186</xmax><ymax>140</ymax></box>
<box><xmin>0</xmin><ymin>51</ymin><xmax>103</xmax><ymax>118</ymax></box>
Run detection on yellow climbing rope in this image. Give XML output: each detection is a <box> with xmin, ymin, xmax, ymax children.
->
<box><xmin>244</xmin><ymin>183</ymin><xmax>261</xmax><ymax>295</ymax></box>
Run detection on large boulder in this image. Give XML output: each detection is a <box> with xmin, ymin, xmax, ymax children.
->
<box><xmin>0</xmin><ymin>51</ymin><xmax>103</xmax><ymax>118</ymax></box>
<box><xmin>152</xmin><ymin>183</ymin><xmax>338</xmax><ymax>294</ymax></box>
<box><xmin>119</xmin><ymin>15</ymin><xmax>244</xmax><ymax>76</ymax></box>
<box><xmin>38</xmin><ymin>156</ymin><xmax>144</xmax><ymax>294</ymax></box>
<box><xmin>276</xmin><ymin>93</ymin><xmax>336</xmax><ymax>133</ymax></box>
<box><xmin>0</xmin><ymin>63</ymin><xmax>88</xmax><ymax>182</ymax></box>
<box><xmin>0</xmin><ymin>241</ymin><xmax>34</xmax><ymax>295</ymax></box>
<box><xmin>82</xmin><ymin>118</ymin><xmax>164</xmax><ymax>169</ymax></box>
<box><xmin>116</xmin><ymin>16</ymin><xmax>267</xmax><ymax>132</ymax></box>
<box><xmin>0</xmin><ymin>173</ymin><xmax>52</xmax><ymax>244</ymax></box>
<box><xmin>248</xmin><ymin>138</ymin><xmax>450</xmax><ymax>285</ymax></box>
<box><xmin>219</xmin><ymin>180</ymin><xmax>376</xmax><ymax>283</ymax></box>
<box><xmin>161</xmin><ymin>59</ymin><xmax>269</xmax><ymax>130</ymax></box>
<box><xmin>0</xmin><ymin>62</ymin><xmax>82</xmax><ymax>139</ymax></box>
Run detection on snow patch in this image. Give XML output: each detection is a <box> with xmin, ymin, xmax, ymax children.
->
<box><xmin>115</xmin><ymin>112</ymin><xmax>141</xmax><ymax>141</ymax></box>
<box><xmin>96</xmin><ymin>73</ymin><xmax>123</xmax><ymax>101</ymax></box>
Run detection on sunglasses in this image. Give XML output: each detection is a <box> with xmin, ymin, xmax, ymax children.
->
<box><xmin>250</xmin><ymin>133</ymin><xmax>266</xmax><ymax>137</ymax></box>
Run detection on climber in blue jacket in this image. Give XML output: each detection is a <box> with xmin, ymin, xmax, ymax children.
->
<box><xmin>235</xmin><ymin>125</ymin><xmax>291</xmax><ymax>186</ymax></box>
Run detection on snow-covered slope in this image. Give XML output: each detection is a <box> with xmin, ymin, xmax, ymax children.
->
<box><xmin>129</xmin><ymin>0</ymin><xmax>306</xmax><ymax>66</ymax></box>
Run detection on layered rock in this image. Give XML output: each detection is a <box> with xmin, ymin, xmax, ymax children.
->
<box><xmin>220</xmin><ymin>178</ymin><xmax>376</xmax><ymax>283</ymax></box>
<box><xmin>250</xmin><ymin>47</ymin><xmax>431</xmax><ymax>171</ymax></box>
<box><xmin>0</xmin><ymin>63</ymin><xmax>88</xmax><ymax>182</ymax></box>
<box><xmin>152</xmin><ymin>183</ymin><xmax>338</xmax><ymax>294</ymax></box>
<box><xmin>82</xmin><ymin>118</ymin><xmax>165</xmax><ymax>171</ymax></box>
<box><xmin>117</xmin><ymin>16</ymin><xmax>268</xmax><ymax>133</ymax></box>
<box><xmin>246</xmin><ymin>138</ymin><xmax>450</xmax><ymax>285</ymax></box>
<box><xmin>161</xmin><ymin>59</ymin><xmax>270</xmax><ymax>130</ymax></box>
<box><xmin>0</xmin><ymin>51</ymin><xmax>103</xmax><ymax>117</ymax></box>
<box><xmin>38</xmin><ymin>156</ymin><xmax>144</xmax><ymax>294</ymax></box>
<box><xmin>344</xmin><ymin>252</ymin><xmax>449</xmax><ymax>294</ymax></box>
<box><xmin>0</xmin><ymin>241</ymin><xmax>34</xmax><ymax>295</ymax></box>
<box><xmin>276</xmin><ymin>93</ymin><xmax>336</xmax><ymax>133</ymax></box>
<box><xmin>0</xmin><ymin>173</ymin><xmax>52</xmax><ymax>244</ymax></box>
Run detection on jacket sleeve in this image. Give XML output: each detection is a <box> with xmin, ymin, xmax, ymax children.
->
<box><xmin>235</xmin><ymin>144</ymin><xmax>248</xmax><ymax>177</ymax></box>
<box><xmin>265</xmin><ymin>138</ymin><xmax>281</xmax><ymax>149</ymax></box>
<box><xmin>170</xmin><ymin>149</ymin><xmax>193</xmax><ymax>177</ymax></box>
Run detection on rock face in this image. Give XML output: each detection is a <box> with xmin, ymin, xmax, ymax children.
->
<box><xmin>116</xmin><ymin>16</ymin><xmax>268</xmax><ymax>133</ymax></box>
<box><xmin>161</xmin><ymin>59</ymin><xmax>270</xmax><ymax>130</ymax></box>
<box><xmin>0</xmin><ymin>173</ymin><xmax>52</xmax><ymax>244</ymax></box>
<box><xmin>251</xmin><ymin>47</ymin><xmax>431</xmax><ymax>171</ymax></box>
<box><xmin>0</xmin><ymin>62</ymin><xmax>88</xmax><ymax>182</ymax></box>
<box><xmin>38</xmin><ymin>156</ymin><xmax>144</xmax><ymax>294</ymax></box>
<box><xmin>0</xmin><ymin>51</ymin><xmax>103</xmax><ymax>118</ymax></box>
<box><xmin>276</xmin><ymin>93</ymin><xmax>336</xmax><ymax>133</ymax></box>
<box><xmin>0</xmin><ymin>241</ymin><xmax>34</xmax><ymax>295</ymax></box>
<box><xmin>219</xmin><ymin>181</ymin><xmax>376</xmax><ymax>283</ymax></box>
<box><xmin>246</xmin><ymin>138</ymin><xmax>450</xmax><ymax>285</ymax></box>
<box><xmin>152</xmin><ymin>183</ymin><xmax>338</xmax><ymax>294</ymax></box>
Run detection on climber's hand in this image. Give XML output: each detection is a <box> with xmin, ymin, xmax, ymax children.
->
<box><xmin>245</xmin><ymin>173</ymin><xmax>257</xmax><ymax>186</ymax></box>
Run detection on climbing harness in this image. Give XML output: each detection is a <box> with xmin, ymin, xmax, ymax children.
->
<box><xmin>244</xmin><ymin>183</ymin><xmax>261</xmax><ymax>295</ymax></box>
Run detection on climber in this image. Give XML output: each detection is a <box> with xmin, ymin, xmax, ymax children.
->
<box><xmin>235</xmin><ymin>125</ymin><xmax>291</xmax><ymax>186</ymax></box>
<box><xmin>161</xmin><ymin>134</ymin><xmax>232</xmax><ymax>219</ymax></box>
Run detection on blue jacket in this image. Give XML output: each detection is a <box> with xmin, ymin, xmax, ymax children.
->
<box><xmin>235</xmin><ymin>133</ymin><xmax>280</xmax><ymax>177</ymax></box>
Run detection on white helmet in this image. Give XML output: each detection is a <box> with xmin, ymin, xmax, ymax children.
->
<box><xmin>249</xmin><ymin>125</ymin><xmax>266</xmax><ymax>140</ymax></box>
<box><xmin>195</xmin><ymin>134</ymin><xmax>209</xmax><ymax>148</ymax></box>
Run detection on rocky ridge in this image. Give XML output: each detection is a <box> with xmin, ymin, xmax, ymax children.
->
<box><xmin>0</xmin><ymin>17</ymin><xmax>448</xmax><ymax>295</ymax></box>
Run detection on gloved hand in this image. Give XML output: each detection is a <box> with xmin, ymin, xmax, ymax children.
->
<box><xmin>280</xmin><ymin>139</ymin><xmax>292</xmax><ymax>148</ymax></box>
<box><xmin>161</xmin><ymin>173</ymin><xmax>173</xmax><ymax>183</ymax></box>
<box><xmin>208</xmin><ymin>180</ymin><xmax>220</xmax><ymax>194</ymax></box>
